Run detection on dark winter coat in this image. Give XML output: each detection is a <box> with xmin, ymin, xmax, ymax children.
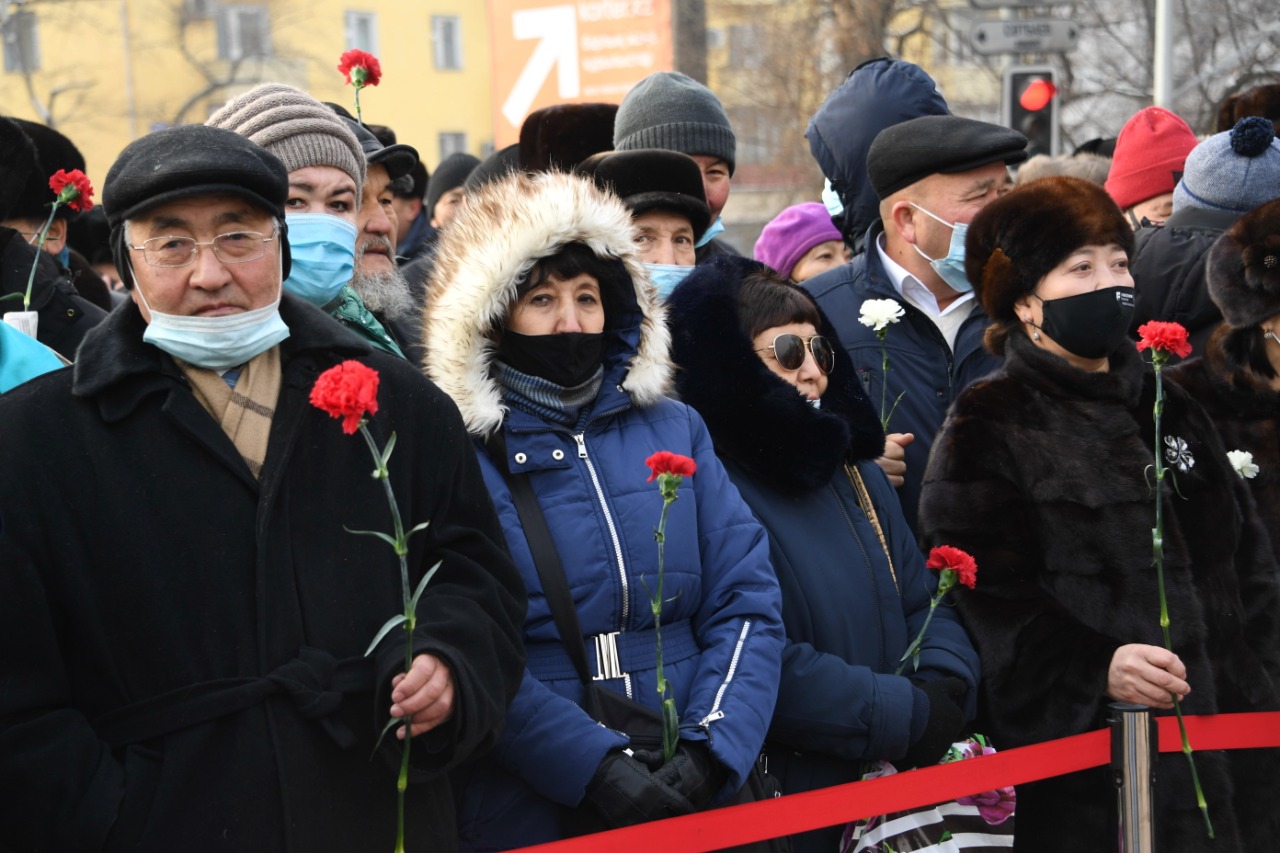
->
<box><xmin>423</xmin><ymin>172</ymin><xmax>785</xmax><ymax>851</ymax></box>
<box><xmin>1130</xmin><ymin>207</ymin><xmax>1241</xmax><ymax>355</ymax></box>
<box><xmin>1</xmin><ymin>225</ymin><xmax>106</xmax><ymax>359</ymax></box>
<box><xmin>803</xmin><ymin>222</ymin><xmax>1002</xmax><ymax>530</ymax></box>
<box><xmin>695</xmin><ymin>234</ymin><xmax>741</xmax><ymax>264</ymax></box>
<box><xmin>805</xmin><ymin>57</ymin><xmax>948</xmax><ymax>252</ymax></box>
<box><xmin>919</xmin><ymin>331</ymin><xmax>1280</xmax><ymax>852</ymax></box>
<box><xmin>0</xmin><ymin>296</ymin><xmax>527</xmax><ymax>852</ymax></box>
<box><xmin>1168</xmin><ymin>324</ymin><xmax>1280</xmax><ymax>554</ymax></box>
<box><xmin>668</xmin><ymin>255</ymin><xmax>981</xmax><ymax>853</ymax></box>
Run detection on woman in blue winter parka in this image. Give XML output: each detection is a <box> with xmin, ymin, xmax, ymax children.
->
<box><xmin>667</xmin><ymin>256</ymin><xmax>981</xmax><ymax>853</ymax></box>
<box><xmin>422</xmin><ymin>171</ymin><xmax>784</xmax><ymax>851</ymax></box>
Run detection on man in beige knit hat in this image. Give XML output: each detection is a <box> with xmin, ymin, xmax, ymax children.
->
<box><xmin>208</xmin><ymin>83</ymin><xmax>405</xmax><ymax>358</ymax></box>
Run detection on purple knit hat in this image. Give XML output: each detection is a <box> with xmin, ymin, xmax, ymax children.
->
<box><xmin>754</xmin><ymin>202</ymin><xmax>842</xmax><ymax>278</ymax></box>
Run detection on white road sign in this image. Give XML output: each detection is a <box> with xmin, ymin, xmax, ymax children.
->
<box><xmin>970</xmin><ymin>20</ymin><xmax>1079</xmax><ymax>55</ymax></box>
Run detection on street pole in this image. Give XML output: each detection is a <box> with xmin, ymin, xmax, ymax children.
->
<box><xmin>1110</xmin><ymin>702</ymin><xmax>1157</xmax><ymax>852</ymax></box>
<box><xmin>1153</xmin><ymin>0</ymin><xmax>1173</xmax><ymax>107</ymax></box>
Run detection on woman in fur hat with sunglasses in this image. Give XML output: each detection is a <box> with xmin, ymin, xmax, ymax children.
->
<box><xmin>919</xmin><ymin>177</ymin><xmax>1280</xmax><ymax>851</ymax></box>
<box><xmin>422</xmin><ymin>170</ymin><xmax>784</xmax><ymax>851</ymax></box>
<box><xmin>667</xmin><ymin>256</ymin><xmax>981</xmax><ymax>853</ymax></box>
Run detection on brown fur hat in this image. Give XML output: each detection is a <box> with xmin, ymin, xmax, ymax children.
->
<box><xmin>1216</xmin><ymin>83</ymin><xmax>1280</xmax><ymax>135</ymax></box>
<box><xmin>966</xmin><ymin>176</ymin><xmax>1133</xmax><ymax>322</ymax></box>
<box><xmin>1206</xmin><ymin>197</ymin><xmax>1280</xmax><ymax>328</ymax></box>
<box><xmin>519</xmin><ymin>103</ymin><xmax>618</xmax><ymax>172</ymax></box>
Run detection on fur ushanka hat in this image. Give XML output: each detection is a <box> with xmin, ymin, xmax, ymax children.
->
<box><xmin>1206</xmin><ymin>197</ymin><xmax>1280</xmax><ymax>328</ymax></box>
<box><xmin>965</xmin><ymin>176</ymin><xmax>1133</xmax><ymax>323</ymax></box>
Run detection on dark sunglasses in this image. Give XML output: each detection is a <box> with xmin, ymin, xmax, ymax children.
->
<box><xmin>756</xmin><ymin>334</ymin><xmax>835</xmax><ymax>375</ymax></box>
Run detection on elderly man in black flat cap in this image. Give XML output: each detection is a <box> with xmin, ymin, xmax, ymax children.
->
<box><xmin>0</xmin><ymin>123</ymin><xmax>525</xmax><ymax>852</ymax></box>
<box><xmin>802</xmin><ymin>115</ymin><xmax>1027</xmax><ymax>531</ymax></box>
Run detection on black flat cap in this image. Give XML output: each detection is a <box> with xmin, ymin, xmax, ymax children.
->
<box><xmin>867</xmin><ymin>115</ymin><xmax>1028</xmax><ymax>199</ymax></box>
<box><xmin>337</xmin><ymin>114</ymin><xmax>419</xmax><ymax>181</ymax></box>
<box><xmin>578</xmin><ymin>148</ymin><xmax>711</xmax><ymax>241</ymax></box>
<box><xmin>103</xmin><ymin>125</ymin><xmax>289</xmax><ymax>227</ymax></box>
<box><xmin>428</xmin><ymin>151</ymin><xmax>481</xmax><ymax>214</ymax></box>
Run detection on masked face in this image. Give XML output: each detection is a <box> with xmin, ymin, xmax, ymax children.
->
<box><xmin>909</xmin><ymin>203</ymin><xmax>972</xmax><ymax>293</ymax></box>
<box><xmin>281</xmin><ymin>213</ymin><xmax>357</xmax><ymax>307</ymax></box>
<box><xmin>1018</xmin><ymin>244</ymin><xmax>1135</xmax><ymax>366</ymax></box>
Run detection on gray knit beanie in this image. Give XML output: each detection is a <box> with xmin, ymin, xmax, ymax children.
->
<box><xmin>613</xmin><ymin>72</ymin><xmax>736</xmax><ymax>175</ymax></box>
<box><xmin>1173</xmin><ymin>117</ymin><xmax>1280</xmax><ymax>215</ymax></box>
<box><xmin>207</xmin><ymin>83</ymin><xmax>365</xmax><ymax>199</ymax></box>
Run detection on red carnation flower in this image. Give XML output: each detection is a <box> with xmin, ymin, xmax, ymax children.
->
<box><xmin>310</xmin><ymin>360</ymin><xmax>380</xmax><ymax>434</ymax></box>
<box><xmin>1136</xmin><ymin>321</ymin><xmax>1192</xmax><ymax>360</ymax></box>
<box><xmin>49</xmin><ymin>169</ymin><xmax>94</xmax><ymax>213</ymax></box>
<box><xmin>337</xmin><ymin>49</ymin><xmax>382</xmax><ymax>88</ymax></box>
<box><xmin>927</xmin><ymin>545</ymin><xmax>978</xmax><ymax>590</ymax></box>
<box><xmin>646</xmin><ymin>451</ymin><xmax>697</xmax><ymax>482</ymax></box>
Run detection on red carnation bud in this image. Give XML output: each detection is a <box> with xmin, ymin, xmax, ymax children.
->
<box><xmin>1136</xmin><ymin>321</ymin><xmax>1192</xmax><ymax>360</ymax></box>
<box><xmin>337</xmin><ymin>49</ymin><xmax>382</xmax><ymax>88</ymax></box>
<box><xmin>926</xmin><ymin>545</ymin><xmax>978</xmax><ymax>590</ymax></box>
<box><xmin>49</xmin><ymin>169</ymin><xmax>94</xmax><ymax>213</ymax></box>
<box><xmin>646</xmin><ymin>451</ymin><xmax>697</xmax><ymax>482</ymax></box>
<box><xmin>310</xmin><ymin>360</ymin><xmax>380</xmax><ymax>434</ymax></box>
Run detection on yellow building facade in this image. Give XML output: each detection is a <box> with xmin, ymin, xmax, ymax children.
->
<box><xmin>1</xmin><ymin>0</ymin><xmax>495</xmax><ymax>187</ymax></box>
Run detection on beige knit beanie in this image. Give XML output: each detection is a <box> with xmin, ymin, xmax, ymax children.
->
<box><xmin>207</xmin><ymin>83</ymin><xmax>365</xmax><ymax>199</ymax></box>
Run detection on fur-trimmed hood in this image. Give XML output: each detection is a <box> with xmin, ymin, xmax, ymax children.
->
<box><xmin>422</xmin><ymin>170</ymin><xmax>672</xmax><ymax>437</ymax></box>
<box><xmin>667</xmin><ymin>254</ymin><xmax>885</xmax><ymax>494</ymax></box>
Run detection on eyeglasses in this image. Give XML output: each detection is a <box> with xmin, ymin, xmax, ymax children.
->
<box><xmin>128</xmin><ymin>226</ymin><xmax>277</xmax><ymax>268</ymax></box>
<box><xmin>755</xmin><ymin>333</ymin><xmax>834</xmax><ymax>375</ymax></box>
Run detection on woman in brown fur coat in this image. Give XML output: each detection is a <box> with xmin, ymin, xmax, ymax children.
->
<box><xmin>919</xmin><ymin>177</ymin><xmax>1280</xmax><ymax>852</ymax></box>
<box><xmin>1168</xmin><ymin>198</ymin><xmax>1280</xmax><ymax>555</ymax></box>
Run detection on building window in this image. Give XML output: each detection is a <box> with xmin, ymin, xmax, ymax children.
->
<box><xmin>3</xmin><ymin>10</ymin><xmax>40</xmax><ymax>73</ymax></box>
<box><xmin>439</xmin><ymin>133</ymin><xmax>468</xmax><ymax>161</ymax></box>
<box><xmin>344</xmin><ymin>11</ymin><xmax>378</xmax><ymax>54</ymax></box>
<box><xmin>726</xmin><ymin>24</ymin><xmax>762</xmax><ymax>70</ymax></box>
<box><xmin>217</xmin><ymin>5</ymin><xmax>271</xmax><ymax>61</ymax></box>
<box><xmin>432</xmin><ymin>15</ymin><xmax>462</xmax><ymax>71</ymax></box>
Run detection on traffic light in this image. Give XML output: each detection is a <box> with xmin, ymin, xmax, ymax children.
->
<box><xmin>1003</xmin><ymin>66</ymin><xmax>1059</xmax><ymax>158</ymax></box>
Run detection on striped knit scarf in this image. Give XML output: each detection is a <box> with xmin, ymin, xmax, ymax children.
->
<box><xmin>178</xmin><ymin>347</ymin><xmax>282</xmax><ymax>479</ymax></box>
<box><xmin>495</xmin><ymin>361</ymin><xmax>603</xmax><ymax>428</ymax></box>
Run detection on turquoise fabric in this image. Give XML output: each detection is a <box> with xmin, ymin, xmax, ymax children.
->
<box><xmin>0</xmin><ymin>322</ymin><xmax>63</xmax><ymax>393</ymax></box>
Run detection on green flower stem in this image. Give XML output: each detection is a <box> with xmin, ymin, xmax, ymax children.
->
<box><xmin>358</xmin><ymin>422</ymin><xmax>414</xmax><ymax>853</ymax></box>
<box><xmin>879</xmin><ymin>329</ymin><xmax>889</xmax><ymax>429</ymax></box>
<box><xmin>895</xmin><ymin>570</ymin><xmax>954</xmax><ymax>675</ymax></box>
<box><xmin>22</xmin><ymin>202</ymin><xmax>60</xmax><ymax>311</ymax></box>
<box><xmin>354</xmin><ymin>84</ymin><xmax>365</xmax><ymax>126</ymax></box>
<box><xmin>653</xmin><ymin>480</ymin><xmax>679</xmax><ymax>762</ymax></box>
<box><xmin>1151</xmin><ymin>357</ymin><xmax>1213</xmax><ymax>839</ymax></box>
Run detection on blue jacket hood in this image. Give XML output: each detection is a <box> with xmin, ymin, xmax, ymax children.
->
<box><xmin>806</xmin><ymin>58</ymin><xmax>948</xmax><ymax>249</ymax></box>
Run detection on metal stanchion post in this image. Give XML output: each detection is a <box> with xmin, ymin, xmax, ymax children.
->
<box><xmin>1110</xmin><ymin>702</ymin><xmax>1156</xmax><ymax>852</ymax></box>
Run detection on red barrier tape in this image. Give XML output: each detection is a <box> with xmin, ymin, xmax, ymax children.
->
<box><xmin>513</xmin><ymin>712</ymin><xmax>1280</xmax><ymax>853</ymax></box>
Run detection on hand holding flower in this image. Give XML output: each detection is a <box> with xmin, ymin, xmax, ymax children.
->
<box><xmin>1106</xmin><ymin>643</ymin><xmax>1189</xmax><ymax>709</ymax></box>
<box><xmin>389</xmin><ymin>653</ymin><xmax>455</xmax><ymax>738</ymax></box>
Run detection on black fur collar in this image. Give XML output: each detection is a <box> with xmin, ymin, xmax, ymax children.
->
<box><xmin>668</xmin><ymin>255</ymin><xmax>885</xmax><ymax>495</ymax></box>
<box><xmin>1003</xmin><ymin>328</ymin><xmax>1145</xmax><ymax>406</ymax></box>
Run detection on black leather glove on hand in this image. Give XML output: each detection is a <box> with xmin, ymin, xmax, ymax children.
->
<box><xmin>653</xmin><ymin>741</ymin><xmax>730</xmax><ymax>810</ymax></box>
<box><xmin>902</xmin><ymin>677</ymin><xmax>968</xmax><ymax>769</ymax></box>
<box><xmin>582</xmin><ymin>750</ymin><xmax>696</xmax><ymax>828</ymax></box>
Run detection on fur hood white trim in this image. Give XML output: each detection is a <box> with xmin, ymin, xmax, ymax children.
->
<box><xmin>422</xmin><ymin>170</ymin><xmax>672</xmax><ymax>437</ymax></box>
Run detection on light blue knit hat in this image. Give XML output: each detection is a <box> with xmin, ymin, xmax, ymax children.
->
<box><xmin>1173</xmin><ymin>117</ymin><xmax>1280</xmax><ymax>214</ymax></box>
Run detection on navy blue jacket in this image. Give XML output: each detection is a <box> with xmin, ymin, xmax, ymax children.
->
<box><xmin>802</xmin><ymin>223</ymin><xmax>1001</xmax><ymax>529</ymax></box>
<box><xmin>669</xmin><ymin>255</ymin><xmax>980</xmax><ymax>853</ymax></box>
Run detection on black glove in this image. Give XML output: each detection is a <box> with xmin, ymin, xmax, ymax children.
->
<box><xmin>653</xmin><ymin>741</ymin><xmax>730</xmax><ymax>809</ymax></box>
<box><xmin>901</xmin><ymin>677</ymin><xmax>968</xmax><ymax>769</ymax></box>
<box><xmin>581</xmin><ymin>750</ymin><xmax>696</xmax><ymax>829</ymax></box>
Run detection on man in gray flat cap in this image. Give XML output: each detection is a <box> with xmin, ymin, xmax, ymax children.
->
<box><xmin>803</xmin><ymin>115</ymin><xmax>1027</xmax><ymax>530</ymax></box>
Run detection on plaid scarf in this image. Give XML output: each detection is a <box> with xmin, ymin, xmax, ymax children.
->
<box><xmin>495</xmin><ymin>361</ymin><xmax>603</xmax><ymax>428</ymax></box>
<box><xmin>178</xmin><ymin>347</ymin><xmax>282</xmax><ymax>479</ymax></box>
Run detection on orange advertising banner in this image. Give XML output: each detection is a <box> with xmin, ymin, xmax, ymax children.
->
<box><xmin>489</xmin><ymin>0</ymin><xmax>674</xmax><ymax>147</ymax></box>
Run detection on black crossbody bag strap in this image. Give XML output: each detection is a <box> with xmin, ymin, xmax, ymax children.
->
<box><xmin>485</xmin><ymin>431</ymin><xmax>593</xmax><ymax>685</ymax></box>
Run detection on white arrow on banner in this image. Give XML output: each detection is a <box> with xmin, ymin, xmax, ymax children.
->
<box><xmin>501</xmin><ymin>5</ymin><xmax>581</xmax><ymax>129</ymax></box>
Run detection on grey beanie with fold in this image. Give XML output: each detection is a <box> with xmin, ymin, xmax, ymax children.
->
<box><xmin>207</xmin><ymin>82</ymin><xmax>366</xmax><ymax>199</ymax></box>
<box><xmin>613</xmin><ymin>71</ymin><xmax>736</xmax><ymax>175</ymax></box>
<box><xmin>1173</xmin><ymin>117</ymin><xmax>1280</xmax><ymax>215</ymax></box>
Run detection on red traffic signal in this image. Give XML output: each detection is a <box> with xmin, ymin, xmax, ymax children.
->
<box><xmin>1019</xmin><ymin>78</ymin><xmax>1058</xmax><ymax>111</ymax></box>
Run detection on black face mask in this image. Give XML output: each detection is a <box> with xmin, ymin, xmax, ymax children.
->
<box><xmin>497</xmin><ymin>330</ymin><xmax>605</xmax><ymax>388</ymax></box>
<box><xmin>1037</xmin><ymin>286</ymin><xmax>1136</xmax><ymax>360</ymax></box>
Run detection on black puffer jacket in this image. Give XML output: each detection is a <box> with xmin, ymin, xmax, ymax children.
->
<box><xmin>1</xmin><ymin>226</ymin><xmax>106</xmax><ymax>359</ymax></box>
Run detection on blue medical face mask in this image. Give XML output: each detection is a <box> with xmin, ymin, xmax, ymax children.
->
<box><xmin>694</xmin><ymin>216</ymin><xmax>725</xmax><ymax>249</ymax></box>
<box><xmin>644</xmin><ymin>262</ymin><xmax>694</xmax><ymax>300</ymax></box>
<box><xmin>909</xmin><ymin>203</ymin><xmax>972</xmax><ymax>293</ymax></box>
<box><xmin>282</xmin><ymin>213</ymin><xmax>357</xmax><ymax>307</ymax></box>
<box><xmin>130</xmin><ymin>250</ymin><xmax>291</xmax><ymax>371</ymax></box>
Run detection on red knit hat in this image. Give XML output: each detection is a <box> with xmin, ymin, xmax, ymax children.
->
<box><xmin>1104</xmin><ymin>106</ymin><xmax>1198</xmax><ymax>210</ymax></box>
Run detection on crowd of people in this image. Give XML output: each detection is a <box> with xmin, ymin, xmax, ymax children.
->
<box><xmin>2</xmin><ymin>56</ymin><xmax>1280</xmax><ymax>853</ymax></box>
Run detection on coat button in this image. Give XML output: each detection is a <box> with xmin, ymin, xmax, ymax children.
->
<box><xmin>514</xmin><ymin>452</ymin><xmax>527</xmax><ymax>464</ymax></box>
<box><xmin>552</xmin><ymin>449</ymin><xmax>565</xmax><ymax>460</ymax></box>
<box><xmin>66</xmin><ymin>308</ymin><xmax>77</xmax><ymax>317</ymax></box>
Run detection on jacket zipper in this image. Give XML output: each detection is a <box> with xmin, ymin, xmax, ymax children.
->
<box><xmin>699</xmin><ymin>619</ymin><xmax>751</xmax><ymax>729</ymax></box>
<box><xmin>572</xmin><ymin>432</ymin><xmax>632</xmax><ymax>644</ymax></box>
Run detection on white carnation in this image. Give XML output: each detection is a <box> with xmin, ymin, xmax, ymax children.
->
<box><xmin>858</xmin><ymin>298</ymin><xmax>905</xmax><ymax>332</ymax></box>
<box><xmin>1227</xmin><ymin>449</ymin><xmax>1259</xmax><ymax>479</ymax></box>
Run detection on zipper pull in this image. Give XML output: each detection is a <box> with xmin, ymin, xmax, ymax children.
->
<box><xmin>698</xmin><ymin>709</ymin><xmax>725</xmax><ymax>728</ymax></box>
<box><xmin>573</xmin><ymin>433</ymin><xmax>588</xmax><ymax>459</ymax></box>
